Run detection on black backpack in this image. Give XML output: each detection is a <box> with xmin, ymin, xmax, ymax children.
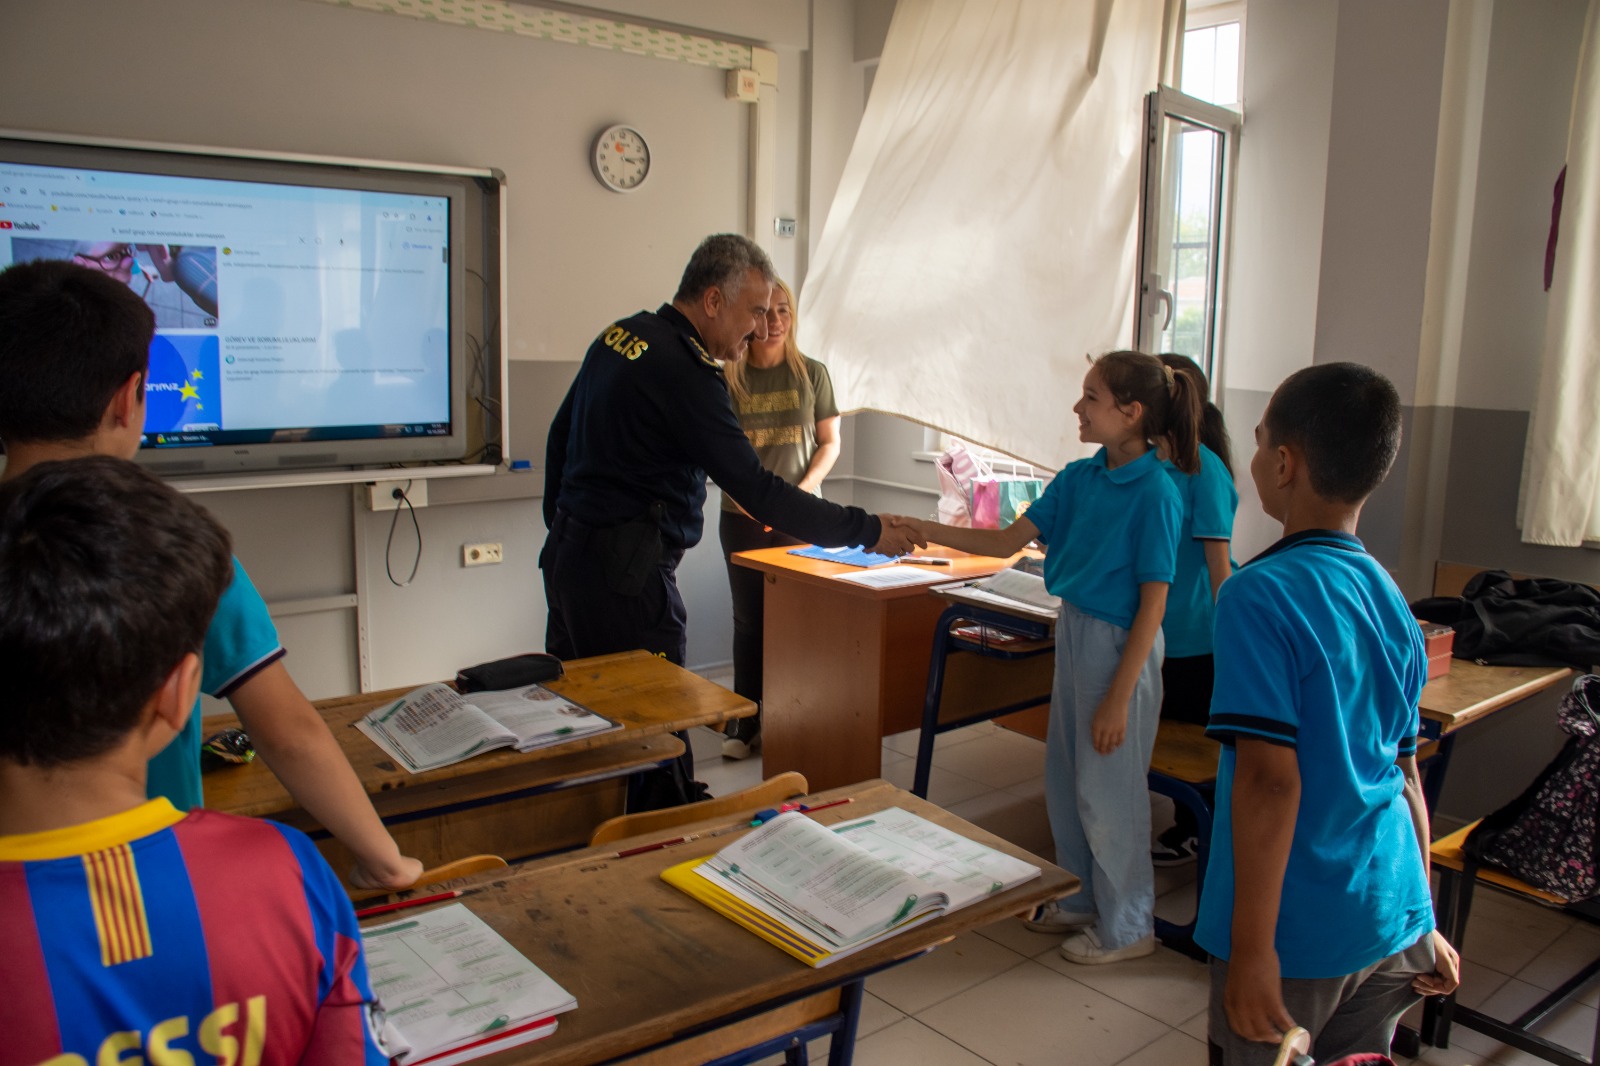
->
<box><xmin>1463</xmin><ymin>674</ymin><xmax>1600</xmax><ymax>900</ymax></box>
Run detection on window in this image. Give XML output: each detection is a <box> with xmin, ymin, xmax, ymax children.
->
<box><xmin>1135</xmin><ymin>10</ymin><xmax>1243</xmax><ymax>386</ymax></box>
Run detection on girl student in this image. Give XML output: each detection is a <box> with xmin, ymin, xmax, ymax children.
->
<box><xmin>908</xmin><ymin>351</ymin><xmax>1201</xmax><ymax>964</ymax></box>
<box><xmin>1150</xmin><ymin>353</ymin><xmax>1239</xmax><ymax>866</ymax></box>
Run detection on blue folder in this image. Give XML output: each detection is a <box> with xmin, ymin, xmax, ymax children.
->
<box><xmin>787</xmin><ymin>544</ymin><xmax>900</xmax><ymax>568</ymax></box>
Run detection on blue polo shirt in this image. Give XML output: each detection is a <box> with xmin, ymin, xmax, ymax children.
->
<box><xmin>1161</xmin><ymin>445</ymin><xmax>1239</xmax><ymax>658</ymax></box>
<box><xmin>1025</xmin><ymin>448</ymin><xmax>1182</xmax><ymax>629</ymax></box>
<box><xmin>1195</xmin><ymin>530</ymin><xmax>1432</xmax><ymax>979</ymax></box>
<box><xmin>146</xmin><ymin>557</ymin><xmax>286</xmax><ymax>810</ymax></box>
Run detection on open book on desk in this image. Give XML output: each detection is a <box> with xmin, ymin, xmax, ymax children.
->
<box><xmin>933</xmin><ymin>565</ymin><xmax>1061</xmax><ymax>624</ymax></box>
<box><xmin>363</xmin><ymin>902</ymin><xmax>576</xmax><ymax>1065</ymax></box>
<box><xmin>355</xmin><ymin>682</ymin><xmax>620</xmax><ymax>774</ymax></box>
<box><xmin>663</xmin><ymin>808</ymin><xmax>1040</xmax><ymax>967</ymax></box>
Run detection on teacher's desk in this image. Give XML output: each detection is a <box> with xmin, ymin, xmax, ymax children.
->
<box><xmin>731</xmin><ymin>546</ymin><xmax>1021</xmax><ymax>791</ymax></box>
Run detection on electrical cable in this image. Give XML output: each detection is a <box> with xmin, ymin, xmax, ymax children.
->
<box><xmin>385</xmin><ymin>480</ymin><xmax>422</xmax><ymax>587</ymax></box>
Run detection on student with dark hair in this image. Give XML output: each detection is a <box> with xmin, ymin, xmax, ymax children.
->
<box><xmin>0</xmin><ymin>259</ymin><xmax>421</xmax><ymax>891</ymax></box>
<box><xmin>905</xmin><ymin>351</ymin><xmax>1200</xmax><ymax>964</ymax></box>
<box><xmin>1151</xmin><ymin>353</ymin><xmax>1238</xmax><ymax>866</ymax></box>
<box><xmin>1196</xmin><ymin>363</ymin><xmax>1458</xmax><ymax>1064</ymax></box>
<box><xmin>0</xmin><ymin>456</ymin><xmax>392</xmax><ymax>1063</ymax></box>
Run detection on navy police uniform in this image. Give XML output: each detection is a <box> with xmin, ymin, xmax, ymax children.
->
<box><xmin>542</xmin><ymin>303</ymin><xmax>880</xmax><ymax>666</ymax></box>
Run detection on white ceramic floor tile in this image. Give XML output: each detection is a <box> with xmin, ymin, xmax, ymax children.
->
<box><xmin>879</xmin><ymin>758</ymin><xmax>991</xmax><ymax>808</ymax></box>
<box><xmin>933</xmin><ymin>731</ymin><xmax>1047</xmax><ymax>790</ymax></box>
<box><xmin>975</xmin><ymin>912</ymin><xmax>1070</xmax><ymax>960</ymax></box>
<box><xmin>1512</xmin><ymin>922</ymin><xmax>1600</xmax><ymax>1007</ymax></box>
<box><xmin>883</xmin><ymin>721</ymin><xmax>998</xmax><ymax>759</ymax></box>
<box><xmin>1002</xmin><ymin>773</ymin><xmax>1048</xmax><ymax>803</ymax></box>
<box><xmin>688</xmin><ymin>724</ymin><xmax>729</xmax><ymax>763</ymax></box>
<box><xmin>866</xmin><ymin>930</ymin><xmax>1029</xmax><ymax>1015</ymax></box>
<box><xmin>695</xmin><ymin>753</ymin><xmax>767</xmax><ymax>798</ymax></box>
<box><xmin>1457</xmin><ymin>891</ymin><xmax>1571</xmax><ymax>975</ymax></box>
<box><xmin>1179</xmin><ymin>1006</ymin><xmax>1210</xmax><ymax>1041</ymax></box>
<box><xmin>858</xmin><ymin>991</ymin><xmax>908</xmax><ymax>1039</ymax></box>
<box><xmin>881</xmin><ymin>749</ymin><xmax>914</xmax><ymax>778</ymax></box>
<box><xmin>851</xmin><ymin>1018</ymin><xmax>992</xmax><ymax>1066</ymax></box>
<box><xmin>915</xmin><ymin>958</ymin><xmax>1171</xmax><ymax>1066</ymax></box>
<box><xmin>943</xmin><ymin>789</ymin><xmax>1053</xmax><ymax>859</ymax></box>
<box><xmin>1155</xmin><ymin>879</ymin><xmax>1198</xmax><ymax>926</ymax></box>
<box><xmin>1109</xmin><ymin>1027</ymin><xmax>1208</xmax><ymax>1066</ymax></box>
<box><xmin>1425</xmin><ymin>975</ymin><xmax>1589</xmax><ymax>1064</ymax></box>
<box><xmin>1038</xmin><ymin>944</ymin><xmax>1211</xmax><ymax>1027</ymax></box>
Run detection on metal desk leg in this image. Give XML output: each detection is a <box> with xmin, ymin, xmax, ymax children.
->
<box><xmin>913</xmin><ymin>611</ymin><xmax>960</xmax><ymax>799</ymax></box>
<box><xmin>826</xmin><ymin>978</ymin><xmax>866</xmax><ymax>1066</ymax></box>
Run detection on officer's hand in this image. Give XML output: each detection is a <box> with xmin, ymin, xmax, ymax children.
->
<box><xmin>871</xmin><ymin>514</ymin><xmax>927</xmax><ymax>556</ymax></box>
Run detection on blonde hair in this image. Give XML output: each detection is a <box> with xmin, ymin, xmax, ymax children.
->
<box><xmin>724</xmin><ymin>277</ymin><xmax>813</xmax><ymax>408</ymax></box>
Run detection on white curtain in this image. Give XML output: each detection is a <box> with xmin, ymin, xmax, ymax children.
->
<box><xmin>1520</xmin><ymin>0</ymin><xmax>1600</xmax><ymax>546</ymax></box>
<box><xmin>800</xmin><ymin>0</ymin><xmax>1171</xmax><ymax>468</ymax></box>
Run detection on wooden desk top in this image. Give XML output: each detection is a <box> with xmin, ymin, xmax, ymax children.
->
<box><xmin>203</xmin><ymin>650</ymin><xmax>752</xmax><ymax>820</ymax></box>
<box><xmin>1418</xmin><ymin>659</ymin><xmax>1572</xmax><ymax>733</ymax></box>
<box><xmin>732</xmin><ymin>545</ymin><xmax>1020</xmax><ymax>600</ymax></box>
<box><xmin>368</xmin><ymin>779</ymin><xmax>1076</xmax><ymax>1066</ymax></box>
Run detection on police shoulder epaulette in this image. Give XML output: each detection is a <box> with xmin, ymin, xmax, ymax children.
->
<box><xmin>688</xmin><ymin>337</ymin><xmax>719</xmax><ymax>368</ymax></box>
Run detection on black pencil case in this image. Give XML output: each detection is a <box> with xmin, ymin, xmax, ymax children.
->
<box><xmin>455</xmin><ymin>652</ymin><xmax>565</xmax><ymax>693</ymax></box>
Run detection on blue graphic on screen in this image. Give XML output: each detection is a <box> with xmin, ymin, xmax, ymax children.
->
<box><xmin>145</xmin><ymin>335</ymin><xmax>222</xmax><ymax>436</ymax></box>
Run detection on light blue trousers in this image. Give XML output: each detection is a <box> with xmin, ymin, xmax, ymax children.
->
<box><xmin>1045</xmin><ymin>602</ymin><xmax>1163</xmax><ymax>950</ymax></box>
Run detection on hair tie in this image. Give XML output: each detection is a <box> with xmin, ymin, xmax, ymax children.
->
<box><xmin>1162</xmin><ymin>364</ymin><xmax>1176</xmax><ymax>394</ymax></box>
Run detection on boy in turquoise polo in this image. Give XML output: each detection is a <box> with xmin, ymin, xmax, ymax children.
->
<box><xmin>1196</xmin><ymin>363</ymin><xmax>1459</xmax><ymax>1064</ymax></box>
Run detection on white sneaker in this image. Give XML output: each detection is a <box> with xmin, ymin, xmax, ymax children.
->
<box><xmin>721</xmin><ymin>734</ymin><xmax>760</xmax><ymax>760</ymax></box>
<box><xmin>1059</xmin><ymin>928</ymin><xmax>1156</xmax><ymax>965</ymax></box>
<box><xmin>1021</xmin><ymin>900</ymin><xmax>1096</xmax><ymax>933</ymax></box>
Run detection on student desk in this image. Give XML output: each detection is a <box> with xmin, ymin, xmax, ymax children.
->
<box><xmin>201</xmin><ymin>650</ymin><xmax>753</xmax><ymax>869</ymax></box>
<box><xmin>908</xmin><ymin>604</ymin><xmax>1572</xmax><ymax>957</ymax></box>
<box><xmin>731</xmin><ymin>546</ymin><xmax>1021</xmax><ymax>792</ymax></box>
<box><xmin>365</xmin><ymin>778</ymin><xmax>1076</xmax><ymax>1066</ymax></box>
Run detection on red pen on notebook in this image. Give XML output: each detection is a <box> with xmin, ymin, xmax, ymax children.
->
<box><xmin>355</xmin><ymin>889</ymin><xmax>464</xmax><ymax>919</ymax></box>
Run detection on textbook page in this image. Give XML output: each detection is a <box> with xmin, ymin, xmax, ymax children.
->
<box><xmin>466</xmin><ymin>685</ymin><xmax>620</xmax><ymax>751</ymax></box>
<box><xmin>355</xmin><ymin>684</ymin><xmax>515</xmax><ymax>772</ymax></box>
<box><xmin>362</xmin><ymin>903</ymin><xmax>575</xmax><ymax>1064</ymax></box>
<box><xmin>975</xmin><ymin>568</ymin><xmax>1062</xmax><ymax>612</ymax></box>
<box><xmin>831</xmin><ymin>807</ymin><xmax>1041</xmax><ymax>911</ymax></box>
<box><xmin>698</xmin><ymin>811</ymin><xmax>943</xmax><ymax>945</ymax></box>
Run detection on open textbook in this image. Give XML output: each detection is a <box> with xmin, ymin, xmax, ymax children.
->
<box><xmin>363</xmin><ymin>903</ymin><xmax>576</xmax><ymax>1065</ymax></box>
<box><xmin>663</xmin><ymin>807</ymin><xmax>1040</xmax><ymax>966</ymax></box>
<box><xmin>355</xmin><ymin>682</ymin><xmax>620</xmax><ymax>773</ymax></box>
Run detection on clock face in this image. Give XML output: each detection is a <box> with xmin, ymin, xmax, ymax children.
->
<box><xmin>592</xmin><ymin>125</ymin><xmax>651</xmax><ymax>193</ymax></box>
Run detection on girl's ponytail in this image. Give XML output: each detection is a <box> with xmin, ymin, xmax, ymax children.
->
<box><xmin>1164</xmin><ymin>367</ymin><xmax>1203</xmax><ymax>475</ymax></box>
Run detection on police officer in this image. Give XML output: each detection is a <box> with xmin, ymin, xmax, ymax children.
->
<box><xmin>542</xmin><ymin>233</ymin><xmax>923</xmax><ymax>668</ymax></box>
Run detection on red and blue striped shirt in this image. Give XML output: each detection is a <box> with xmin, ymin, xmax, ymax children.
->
<box><xmin>0</xmin><ymin>799</ymin><xmax>391</xmax><ymax>1065</ymax></box>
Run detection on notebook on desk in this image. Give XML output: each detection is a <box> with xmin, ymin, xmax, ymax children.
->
<box><xmin>787</xmin><ymin>544</ymin><xmax>900</xmax><ymax>568</ymax></box>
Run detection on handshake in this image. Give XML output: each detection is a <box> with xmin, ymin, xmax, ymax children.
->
<box><xmin>870</xmin><ymin>514</ymin><xmax>935</xmax><ymax>557</ymax></box>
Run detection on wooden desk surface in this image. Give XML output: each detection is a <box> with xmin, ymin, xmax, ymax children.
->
<box><xmin>203</xmin><ymin>650</ymin><xmax>752</xmax><ymax>820</ymax></box>
<box><xmin>732</xmin><ymin>545</ymin><xmax>1019</xmax><ymax>598</ymax></box>
<box><xmin>369</xmin><ymin>779</ymin><xmax>1076</xmax><ymax>1066</ymax></box>
<box><xmin>1418</xmin><ymin>659</ymin><xmax>1572</xmax><ymax>733</ymax></box>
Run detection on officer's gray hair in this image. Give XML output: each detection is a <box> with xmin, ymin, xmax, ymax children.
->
<box><xmin>673</xmin><ymin>234</ymin><xmax>776</xmax><ymax>303</ymax></box>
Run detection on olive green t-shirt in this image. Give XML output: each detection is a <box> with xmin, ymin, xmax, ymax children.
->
<box><xmin>721</xmin><ymin>355</ymin><xmax>838</xmax><ymax>512</ymax></box>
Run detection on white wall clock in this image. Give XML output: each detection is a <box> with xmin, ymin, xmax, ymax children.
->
<box><xmin>591</xmin><ymin>124</ymin><xmax>651</xmax><ymax>193</ymax></box>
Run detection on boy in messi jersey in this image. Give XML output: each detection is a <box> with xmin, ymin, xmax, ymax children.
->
<box><xmin>0</xmin><ymin>457</ymin><xmax>392</xmax><ymax>1064</ymax></box>
<box><xmin>1195</xmin><ymin>364</ymin><xmax>1460</xmax><ymax>1065</ymax></box>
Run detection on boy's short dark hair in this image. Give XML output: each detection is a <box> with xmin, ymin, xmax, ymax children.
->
<box><xmin>1265</xmin><ymin>362</ymin><xmax>1402</xmax><ymax>503</ymax></box>
<box><xmin>0</xmin><ymin>259</ymin><xmax>155</xmax><ymax>445</ymax></box>
<box><xmin>0</xmin><ymin>456</ymin><xmax>232</xmax><ymax>766</ymax></box>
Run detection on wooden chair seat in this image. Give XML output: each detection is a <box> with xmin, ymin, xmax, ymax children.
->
<box><xmin>589</xmin><ymin>771</ymin><xmax>809</xmax><ymax>846</ymax></box>
<box><xmin>1150</xmin><ymin>721</ymin><xmax>1220</xmax><ymax>783</ymax></box>
<box><xmin>1429</xmin><ymin>821</ymin><xmax>1568</xmax><ymax>906</ymax></box>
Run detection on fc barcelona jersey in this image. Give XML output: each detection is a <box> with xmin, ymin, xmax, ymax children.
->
<box><xmin>0</xmin><ymin>800</ymin><xmax>391</xmax><ymax>1065</ymax></box>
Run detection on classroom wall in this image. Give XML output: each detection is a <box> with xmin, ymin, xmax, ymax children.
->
<box><xmin>0</xmin><ymin>0</ymin><xmax>869</xmax><ymax>692</ymax></box>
